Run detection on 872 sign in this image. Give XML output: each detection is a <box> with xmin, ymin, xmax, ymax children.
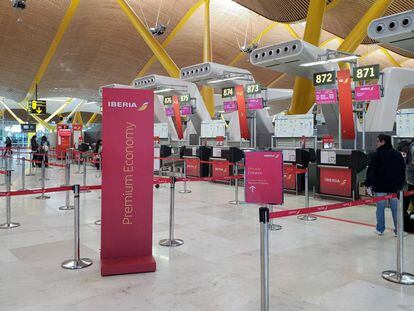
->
<box><xmin>313</xmin><ymin>71</ymin><xmax>336</xmax><ymax>86</ymax></box>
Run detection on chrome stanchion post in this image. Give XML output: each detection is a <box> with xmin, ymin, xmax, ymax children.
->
<box><xmin>26</xmin><ymin>152</ymin><xmax>35</xmax><ymax>176</ymax></box>
<box><xmin>61</xmin><ymin>150</ymin><xmax>65</xmax><ymax>169</ymax></box>
<box><xmin>96</xmin><ymin>157</ymin><xmax>102</xmax><ymax>179</ymax></box>
<box><xmin>76</xmin><ymin>153</ymin><xmax>82</xmax><ymax>174</ymax></box>
<box><xmin>0</xmin><ymin>170</ymin><xmax>20</xmax><ymax>229</ymax></box>
<box><xmin>19</xmin><ymin>157</ymin><xmax>26</xmax><ymax>190</ymax></box>
<box><xmin>179</xmin><ymin>160</ymin><xmax>191</xmax><ymax>194</ymax></box>
<box><xmin>7</xmin><ymin>150</ymin><xmax>12</xmax><ymax>170</ymax></box>
<box><xmin>259</xmin><ymin>207</ymin><xmax>270</xmax><ymax>311</ymax></box>
<box><xmin>40</xmin><ymin>153</ymin><xmax>49</xmax><ymax>181</ymax></box>
<box><xmin>59</xmin><ymin>157</ymin><xmax>74</xmax><ymax>210</ymax></box>
<box><xmin>16</xmin><ymin>148</ymin><xmax>21</xmax><ymax>165</ymax></box>
<box><xmin>62</xmin><ymin>185</ymin><xmax>93</xmax><ymax>270</ymax></box>
<box><xmin>229</xmin><ymin>162</ymin><xmax>244</xmax><ymax>205</ymax></box>
<box><xmin>81</xmin><ymin>157</ymin><xmax>90</xmax><ymax>193</ymax></box>
<box><xmin>382</xmin><ymin>191</ymin><xmax>414</xmax><ymax>285</ymax></box>
<box><xmin>268</xmin><ymin>205</ymin><xmax>282</xmax><ymax>231</ymax></box>
<box><xmin>0</xmin><ymin>155</ymin><xmax>7</xmax><ymax>186</ymax></box>
<box><xmin>298</xmin><ymin>170</ymin><xmax>317</xmax><ymax>221</ymax></box>
<box><xmin>36</xmin><ymin>156</ymin><xmax>50</xmax><ymax>200</ymax></box>
<box><xmin>159</xmin><ymin>177</ymin><xmax>184</xmax><ymax>247</ymax></box>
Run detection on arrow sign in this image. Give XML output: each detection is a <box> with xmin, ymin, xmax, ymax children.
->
<box><xmin>244</xmin><ymin>151</ymin><xmax>284</xmax><ymax>205</ymax></box>
<box><xmin>36</xmin><ymin>108</ymin><xmax>42</xmax><ymax>114</ymax></box>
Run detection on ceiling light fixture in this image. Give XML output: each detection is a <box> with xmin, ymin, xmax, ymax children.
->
<box><xmin>300</xmin><ymin>50</ymin><xmax>360</xmax><ymax>67</ymax></box>
<box><xmin>154</xmin><ymin>88</ymin><xmax>175</xmax><ymax>94</ymax></box>
<box><xmin>207</xmin><ymin>76</ymin><xmax>246</xmax><ymax>84</ymax></box>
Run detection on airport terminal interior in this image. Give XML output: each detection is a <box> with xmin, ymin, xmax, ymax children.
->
<box><xmin>2</xmin><ymin>0</ymin><xmax>414</xmax><ymax>310</ymax></box>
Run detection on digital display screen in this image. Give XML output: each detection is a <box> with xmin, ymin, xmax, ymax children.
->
<box><xmin>21</xmin><ymin>124</ymin><xmax>36</xmax><ymax>133</ymax></box>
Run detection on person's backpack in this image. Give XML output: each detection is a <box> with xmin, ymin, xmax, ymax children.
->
<box><xmin>40</xmin><ymin>142</ymin><xmax>49</xmax><ymax>153</ymax></box>
<box><xmin>397</xmin><ymin>140</ymin><xmax>412</xmax><ymax>164</ymax></box>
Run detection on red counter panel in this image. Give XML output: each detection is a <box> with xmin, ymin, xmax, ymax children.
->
<box><xmin>186</xmin><ymin>158</ymin><xmax>201</xmax><ymax>177</ymax></box>
<box><xmin>320</xmin><ymin>167</ymin><xmax>352</xmax><ymax>197</ymax></box>
<box><xmin>211</xmin><ymin>160</ymin><xmax>230</xmax><ymax>179</ymax></box>
<box><xmin>283</xmin><ymin>164</ymin><xmax>296</xmax><ymax>190</ymax></box>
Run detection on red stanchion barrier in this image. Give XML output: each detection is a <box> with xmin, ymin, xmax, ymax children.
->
<box><xmin>269</xmin><ymin>189</ymin><xmax>414</xmax><ymax>219</ymax></box>
<box><xmin>269</xmin><ymin>193</ymin><xmax>398</xmax><ymax>219</ymax></box>
<box><xmin>284</xmin><ymin>167</ymin><xmax>307</xmax><ymax>175</ymax></box>
<box><xmin>79</xmin><ymin>185</ymin><xmax>102</xmax><ymax>192</ymax></box>
<box><xmin>47</xmin><ymin>162</ymin><xmax>66</xmax><ymax>168</ymax></box>
<box><xmin>0</xmin><ymin>185</ymin><xmax>102</xmax><ymax>198</ymax></box>
<box><xmin>176</xmin><ymin>175</ymin><xmax>244</xmax><ymax>183</ymax></box>
<box><xmin>153</xmin><ymin>157</ymin><xmax>239</xmax><ymax>168</ymax></box>
<box><xmin>153</xmin><ymin>176</ymin><xmax>172</xmax><ymax>184</ymax></box>
<box><xmin>403</xmin><ymin>190</ymin><xmax>414</xmax><ymax>197</ymax></box>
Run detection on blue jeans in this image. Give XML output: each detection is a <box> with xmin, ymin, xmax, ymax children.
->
<box><xmin>375</xmin><ymin>193</ymin><xmax>398</xmax><ymax>234</ymax></box>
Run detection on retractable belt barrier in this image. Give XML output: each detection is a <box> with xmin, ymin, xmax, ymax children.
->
<box><xmin>269</xmin><ymin>191</ymin><xmax>414</xmax><ymax>219</ymax></box>
<box><xmin>154</xmin><ymin>156</ymin><xmax>240</xmax><ymax>167</ymax></box>
<box><xmin>259</xmin><ymin>189</ymin><xmax>414</xmax><ymax>310</ymax></box>
<box><xmin>0</xmin><ymin>173</ymin><xmax>243</xmax><ymax>198</ymax></box>
<box><xmin>0</xmin><ymin>184</ymin><xmax>102</xmax><ymax>197</ymax></box>
<box><xmin>284</xmin><ymin>167</ymin><xmax>307</xmax><ymax>175</ymax></box>
<box><xmin>1</xmin><ymin>154</ymin><xmax>66</xmax><ymax>168</ymax></box>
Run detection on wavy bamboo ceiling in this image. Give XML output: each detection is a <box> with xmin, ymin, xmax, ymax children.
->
<box><xmin>234</xmin><ymin>0</ymin><xmax>336</xmax><ymax>23</ymax></box>
<box><xmin>235</xmin><ymin>0</ymin><xmax>414</xmax><ymax>44</ymax></box>
<box><xmin>1</xmin><ymin>0</ymin><xmax>414</xmax><ymax>111</ymax></box>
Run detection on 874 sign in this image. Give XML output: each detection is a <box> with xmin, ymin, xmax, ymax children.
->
<box><xmin>222</xmin><ymin>87</ymin><xmax>235</xmax><ymax>98</ymax></box>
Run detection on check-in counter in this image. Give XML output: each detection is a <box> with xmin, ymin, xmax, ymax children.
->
<box><xmin>316</xmin><ymin>149</ymin><xmax>368</xmax><ymax>200</ymax></box>
<box><xmin>180</xmin><ymin>146</ymin><xmax>212</xmax><ymax>177</ymax></box>
<box><xmin>154</xmin><ymin>145</ymin><xmax>173</xmax><ymax>172</ymax></box>
<box><xmin>209</xmin><ymin>146</ymin><xmax>245</xmax><ymax>179</ymax></box>
<box><xmin>275</xmin><ymin>148</ymin><xmax>315</xmax><ymax>193</ymax></box>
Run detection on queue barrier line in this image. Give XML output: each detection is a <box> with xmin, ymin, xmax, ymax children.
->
<box><xmin>260</xmin><ymin>189</ymin><xmax>414</xmax><ymax>310</ymax></box>
<box><xmin>176</xmin><ymin>175</ymin><xmax>244</xmax><ymax>183</ymax></box>
<box><xmin>2</xmin><ymin>155</ymin><xmax>66</xmax><ymax>168</ymax></box>
<box><xmin>154</xmin><ymin>157</ymin><xmax>241</xmax><ymax>167</ymax></box>
<box><xmin>0</xmin><ymin>185</ymin><xmax>102</xmax><ymax>198</ymax></box>
<box><xmin>269</xmin><ymin>189</ymin><xmax>414</xmax><ymax>219</ymax></box>
<box><xmin>0</xmin><ymin>173</ymin><xmax>242</xmax><ymax>198</ymax></box>
<box><xmin>284</xmin><ymin>167</ymin><xmax>308</xmax><ymax>175</ymax></box>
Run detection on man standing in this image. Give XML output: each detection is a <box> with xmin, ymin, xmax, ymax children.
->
<box><xmin>365</xmin><ymin>134</ymin><xmax>406</xmax><ymax>236</ymax></box>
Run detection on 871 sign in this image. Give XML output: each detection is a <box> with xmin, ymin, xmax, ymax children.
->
<box><xmin>353</xmin><ymin>64</ymin><xmax>380</xmax><ymax>81</ymax></box>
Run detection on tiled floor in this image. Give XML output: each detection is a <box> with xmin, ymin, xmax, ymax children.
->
<box><xmin>0</xmin><ymin>160</ymin><xmax>413</xmax><ymax>310</ymax></box>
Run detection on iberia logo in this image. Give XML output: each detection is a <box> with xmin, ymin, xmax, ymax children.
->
<box><xmin>107</xmin><ymin>101</ymin><xmax>149</xmax><ymax>111</ymax></box>
<box><xmin>138</xmin><ymin>102</ymin><xmax>149</xmax><ymax>111</ymax></box>
<box><xmin>340</xmin><ymin>179</ymin><xmax>348</xmax><ymax>186</ymax></box>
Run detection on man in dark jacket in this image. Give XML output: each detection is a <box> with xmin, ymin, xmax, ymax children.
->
<box><xmin>365</xmin><ymin>134</ymin><xmax>406</xmax><ymax>236</ymax></box>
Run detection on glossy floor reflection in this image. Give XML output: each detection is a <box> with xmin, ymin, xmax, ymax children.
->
<box><xmin>0</xmin><ymin>161</ymin><xmax>413</xmax><ymax>310</ymax></box>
